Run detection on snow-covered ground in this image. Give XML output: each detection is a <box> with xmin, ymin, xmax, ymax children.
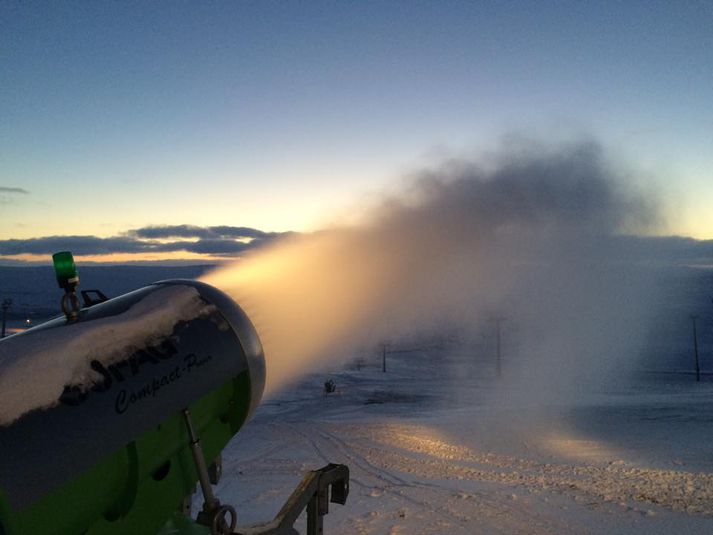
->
<box><xmin>4</xmin><ymin>264</ymin><xmax>711</xmax><ymax>533</ymax></box>
<box><xmin>208</xmin><ymin>346</ymin><xmax>713</xmax><ymax>535</ymax></box>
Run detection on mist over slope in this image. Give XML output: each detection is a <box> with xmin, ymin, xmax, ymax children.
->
<box><xmin>202</xmin><ymin>139</ymin><xmax>675</xmax><ymax>399</ymax></box>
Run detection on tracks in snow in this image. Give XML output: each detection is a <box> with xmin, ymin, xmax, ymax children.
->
<box><xmin>332</xmin><ymin>422</ymin><xmax>713</xmax><ymax>517</ymax></box>
<box><xmin>292</xmin><ymin>422</ymin><xmax>577</xmax><ymax>534</ymax></box>
<box><xmin>223</xmin><ymin>419</ymin><xmax>713</xmax><ymax>533</ymax></box>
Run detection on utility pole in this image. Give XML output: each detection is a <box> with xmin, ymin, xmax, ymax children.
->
<box><xmin>489</xmin><ymin>317</ymin><xmax>506</xmax><ymax>378</ymax></box>
<box><xmin>690</xmin><ymin>314</ymin><xmax>700</xmax><ymax>382</ymax></box>
<box><xmin>382</xmin><ymin>343</ymin><xmax>388</xmax><ymax>373</ymax></box>
<box><xmin>1</xmin><ymin>298</ymin><xmax>11</xmax><ymax>339</ymax></box>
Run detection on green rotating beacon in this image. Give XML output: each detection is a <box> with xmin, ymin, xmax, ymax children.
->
<box><xmin>0</xmin><ymin>253</ymin><xmax>348</xmax><ymax>535</ymax></box>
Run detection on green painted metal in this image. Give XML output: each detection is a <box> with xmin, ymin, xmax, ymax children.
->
<box><xmin>0</xmin><ymin>371</ymin><xmax>252</xmax><ymax>535</ymax></box>
<box><xmin>51</xmin><ymin>251</ymin><xmax>79</xmax><ymax>289</ymax></box>
<box><xmin>156</xmin><ymin>512</ymin><xmax>211</xmax><ymax>535</ymax></box>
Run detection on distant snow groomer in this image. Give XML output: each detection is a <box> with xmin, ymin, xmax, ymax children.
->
<box><xmin>0</xmin><ymin>252</ymin><xmax>348</xmax><ymax>535</ymax></box>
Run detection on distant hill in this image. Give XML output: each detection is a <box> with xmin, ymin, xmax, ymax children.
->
<box><xmin>2</xmin><ymin>263</ymin><xmax>712</xmax><ymax>373</ymax></box>
<box><xmin>0</xmin><ymin>264</ymin><xmax>216</xmax><ymax>319</ymax></box>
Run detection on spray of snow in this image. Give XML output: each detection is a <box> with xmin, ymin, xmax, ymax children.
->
<box><xmin>0</xmin><ymin>285</ymin><xmax>213</xmax><ymax>426</ymax></box>
<box><xmin>202</xmin><ymin>139</ymin><xmax>662</xmax><ymax>400</ymax></box>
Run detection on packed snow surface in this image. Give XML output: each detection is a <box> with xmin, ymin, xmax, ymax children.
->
<box><xmin>204</xmin><ymin>346</ymin><xmax>713</xmax><ymax>535</ymax></box>
<box><xmin>0</xmin><ymin>285</ymin><xmax>212</xmax><ymax>426</ymax></box>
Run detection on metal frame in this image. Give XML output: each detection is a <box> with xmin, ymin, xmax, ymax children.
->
<box><xmin>233</xmin><ymin>464</ymin><xmax>349</xmax><ymax>535</ymax></box>
<box><xmin>183</xmin><ymin>408</ymin><xmax>349</xmax><ymax>535</ymax></box>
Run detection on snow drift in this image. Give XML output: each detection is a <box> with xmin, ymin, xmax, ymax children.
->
<box><xmin>0</xmin><ymin>285</ymin><xmax>213</xmax><ymax>426</ymax></box>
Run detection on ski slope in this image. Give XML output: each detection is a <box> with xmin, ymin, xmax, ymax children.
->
<box><xmin>204</xmin><ymin>346</ymin><xmax>713</xmax><ymax>534</ymax></box>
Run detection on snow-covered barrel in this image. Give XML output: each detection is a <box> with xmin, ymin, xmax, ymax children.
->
<box><xmin>0</xmin><ymin>280</ymin><xmax>265</xmax><ymax>535</ymax></box>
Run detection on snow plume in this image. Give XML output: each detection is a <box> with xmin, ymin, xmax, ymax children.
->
<box><xmin>202</xmin><ymin>139</ymin><xmax>661</xmax><ymax>400</ymax></box>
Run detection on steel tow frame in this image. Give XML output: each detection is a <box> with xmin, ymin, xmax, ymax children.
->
<box><xmin>233</xmin><ymin>463</ymin><xmax>349</xmax><ymax>535</ymax></box>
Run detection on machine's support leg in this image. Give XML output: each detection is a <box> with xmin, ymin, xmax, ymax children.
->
<box><xmin>183</xmin><ymin>408</ymin><xmax>219</xmax><ymax>508</ymax></box>
<box><xmin>182</xmin><ymin>408</ymin><xmax>237</xmax><ymax>535</ymax></box>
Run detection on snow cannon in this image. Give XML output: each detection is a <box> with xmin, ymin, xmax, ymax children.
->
<box><xmin>0</xmin><ymin>277</ymin><xmax>266</xmax><ymax>535</ymax></box>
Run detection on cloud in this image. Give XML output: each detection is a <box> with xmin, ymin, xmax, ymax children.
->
<box><xmin>610</xmin><ymin>235</ymin><xmax>713</xmax><ymax>264</ymax></box>
<box><xmin>0</xmin><ymin>220</ymin><xmax>710</xmax><ymax>265</ymax></box>
<box><xmin>0</xmin><ymin>226</ymin><xmax>292</xmax><ymax>258</ymax></box>
<box><xmin>0</xmin><ymin>236</ymin><xmax>152</xmax><ymax>256</ymax></box>
<box><xmin>0</xmin><ymin>186</ymin><xmax>30</xmax><ymax>205</ymax></box>
<box><xmin>0</xmin><ymin>187</ymin><xmax>29</xmax><ymax>194</ymax></box>
<box><xmin>129</xmin><ymin>225</ymin><xmax>282</xmax><ymax>240</ymax></box>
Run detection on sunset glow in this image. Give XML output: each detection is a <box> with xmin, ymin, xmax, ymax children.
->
<box><xmin>1</xmin><ymin>2</ymin><xmax>712</xmax><ymax>263</ymax></box>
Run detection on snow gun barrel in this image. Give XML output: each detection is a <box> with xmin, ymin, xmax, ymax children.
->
<box><xmin>0</xmin><ymin>280</ymin><xmax>266</xmax><ymax>535</ymax></box>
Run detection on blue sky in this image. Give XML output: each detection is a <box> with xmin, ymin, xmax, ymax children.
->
<box><xmin>2</xmin><ymin>1</ymin><xmax>712</xmax><ymax>260</ymax></box>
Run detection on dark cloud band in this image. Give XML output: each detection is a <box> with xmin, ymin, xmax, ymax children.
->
<box><xmin>0</xmin><ymin>225</ymin><xmax>291</xmax><ymax>257</ymax></box>
<box><xmin>129</xmin><ymin>225</ymin><xmax>282</xmax><ymax>240</ymax></box>
<box><xmin>0</xmin><ymin>187</ymin><xmax>29</xmax><ymax>194</ymax></box>
<box><xmin>0</xmin><ymin>227</ymin><xmax>711</xmax><ymax>264</ymax></box>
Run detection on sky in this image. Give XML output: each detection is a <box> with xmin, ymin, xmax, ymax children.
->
<box><xmin>1</xmin><ymin>1</ymin><xmax>712</xmax><ymax>263</ymax></box>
